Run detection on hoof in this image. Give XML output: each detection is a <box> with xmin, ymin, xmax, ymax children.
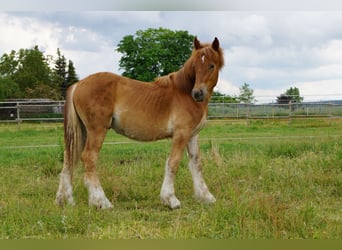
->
<box><xmin>55</xmin><ymin>192</ymin><xmax>75</xmax><ymax>207</ymax></box>
<box><xmin>161</xmin><ymin>195</ymin><xmax>181</xmax><ymax>209</ymax></box>
<box><xmin>89</xmin><ymin>197</ymin><xmax>113</xmax><ymax>210</ymax></box>
<box><xmin>196</xmin><ymin>191</ymin><xmax>216</xmax><ymax>204</ymax></box>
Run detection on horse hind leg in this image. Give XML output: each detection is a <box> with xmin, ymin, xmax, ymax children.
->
<box><xmin>55</xmin><ymin>150</ymin><xmax>76</xmax><ymax>206</ymax></box>
<box><xmin>82</xmin><ymin>128</ymin><xmax>113</xmax><ymax>209</ymax></box>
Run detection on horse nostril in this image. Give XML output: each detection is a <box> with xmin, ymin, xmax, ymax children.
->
<box><xmin>192</xmin><ymin>89</ymin><xmax>204</xmax><ymax>102</ymax></box>
<box><xmin>196</xmin><ymin>90</ymin><xmax>203</xmax><ymax>99</ymax></box>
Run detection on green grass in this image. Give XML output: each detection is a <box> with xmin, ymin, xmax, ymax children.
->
<box><xmin>0</xmin><ymin>119</ymin><xmax>341</xmax><ymax>239</ymax></box>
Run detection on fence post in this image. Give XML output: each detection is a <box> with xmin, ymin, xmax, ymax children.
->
<box><xmin>328</xmin><ymin>103</ymin><xmax>332</xmax><ymax>117</ymax></box>
<box><xmin>236</xmin><ymin>104</ymin><xmax>239</xmax><ymax>119</ymax></box>
<box><xmin>272</xmin><ymin>106</ymin><xmax>275</xmax><ymax>119</ymax></box>
<box><xmin>16</xmin><ymin>102</ymin><xmax>21</xmax><ymax>128</ymax></box>
<box><xmin>245</xmin><ymin>103</ymin><xmax>250</xmax><ymax>126</ymax></box>
<box><xmin>288</xmin><ymin>101</ymin><xmax>292</xmax><ymax>126</ymax></box>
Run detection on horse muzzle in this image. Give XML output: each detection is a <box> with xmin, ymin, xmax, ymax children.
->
<box><xmin>191</xmin><ymin>88</ymin><xmax>207</xmax><ymax>102</ymax></box>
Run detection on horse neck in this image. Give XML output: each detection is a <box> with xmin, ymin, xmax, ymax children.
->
<box><xmin>173</xmin><ymin>60</ymin><xmax>195</xmax><ymax>95</ymax></box>
<box><xmin>172</xmin><ymin>66</ymin><xmax>214</xmax><ymax>105</ymax></box>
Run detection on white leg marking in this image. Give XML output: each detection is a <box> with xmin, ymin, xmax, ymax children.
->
<box><xmin>84</xmin><ymin>176</ymin><xmax>113</xmax><ymax>209</ymax></box>
<box><xmin>188</xmin><ymin>135</ymin><xmax>216</xmax><ymax>204</ymax></box>
<box><xmin>55</xmin><ymin>167</ymin><xmax>75</xmax><ymax>206</ymax></box>
<box><xmin>160</xmin><ymin>158</ymin><xmax>181</xmax><ymax>209</ymax></box>
<box><xmin>189</xmin><ymin>161</ymin><xmax>216</xmax><ymax>204</ymax></box>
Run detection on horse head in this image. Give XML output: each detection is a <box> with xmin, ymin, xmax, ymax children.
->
<box><xmin>191</xmin><ymin>37</ymin><xmax>224</xmax><ymax>102</ymax></box>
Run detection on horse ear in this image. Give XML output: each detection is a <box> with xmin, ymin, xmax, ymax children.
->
<box><xmin>212</xmin><ymin>37</ymin><xmax>220</xmax><ymax>51</ymax></box>
<box><xmin>194</xmin><ymin>37</ymin><xmax>202</xmax><ymax>50</ymax></box>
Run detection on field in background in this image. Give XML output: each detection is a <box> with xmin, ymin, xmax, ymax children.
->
<box><xmin>0</xmin><ymin>118</ymin><xmax>341</xmax><ymax>239</ymax></box>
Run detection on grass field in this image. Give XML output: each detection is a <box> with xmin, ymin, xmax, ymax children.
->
<box><xmin>0</xmin><ymin>118</ymin><xmax>341</xmax><ymax>239</ymax></box>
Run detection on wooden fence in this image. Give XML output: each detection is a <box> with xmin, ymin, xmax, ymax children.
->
<box><xmin>1</xmin><ymin>100</ymin><xmax>342</xmax><ymax>124</ymax></box>
<box><xmin>0</xmin><ymin>100</ymin><xmax>65</xmax><ymax>123</ymax></box>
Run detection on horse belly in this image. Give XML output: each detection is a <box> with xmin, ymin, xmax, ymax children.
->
<box><xmin>111</xmin><ymin>113</ymin><xmax>171</xmax><ymax>141</ymax></box>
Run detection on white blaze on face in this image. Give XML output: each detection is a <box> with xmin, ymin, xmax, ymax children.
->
<box><xmin>201</xmin><ymin>55</ymin><xmax>205</xmax><ymax>64</ymax></box>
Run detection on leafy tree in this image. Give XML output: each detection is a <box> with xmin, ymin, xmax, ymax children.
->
<box><xmin>211</xmin><ymin>91</ymin><xmax>238</xmax><ymax>103</ymax></box>
<box><xmin>0</xmin><ymin>46</ymin><xmax>55</xmax><ymax>98</ymax></box>
<box><xmin>0</xmin><ymin>46</ymin><xmax>78</xmax><ymax>100</ymax></box>
<box><xmin>117</xmin><ymin>27</ymin><xmax>195</xmax><ymax>81</ymax></box>
<box><xmin>0</xmin><ymin>51</ymin><xmax>21</xmax><ymax>101</ymax></box>
<box><xmin>277</xmin><ymin>86</ymin><xmax>303</xmax><ymax>104</ymax></box>
<box><xmin>25</xmin><ymin>83</ymin><xmax>62</xmax><ymax>100</ymax></box>
<box><xmin>13</xmin><ymin>46</ymin><xmax>53</xmax><ymax>92</ymax></box>
<box><xmin>0</xmin><ymin>76</ymin><xmax>20</xmax><ymax>101</ymax></box>
<box><xmin>0</xmin><ymin>50</ymin><xmax>18</xmax><ymax>77</ymax></box>
<box><xmin>238</xmin><ymin>82</ymin><xmax>256</xmax><ymax>104</ymax></box>
<box><xmin>285</xmin><ymin>86</ymin><xmax>303</xmax><ymax>103</ymax></box>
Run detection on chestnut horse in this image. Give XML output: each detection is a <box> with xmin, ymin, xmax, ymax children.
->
<box><xmin>56</xmin><ymin>37</ymin><xmax>224</xmax><ymax>209</ymax></box>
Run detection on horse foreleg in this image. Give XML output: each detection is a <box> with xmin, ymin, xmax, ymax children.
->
<box><xmin>82</xmin><ymin>128</ymin><xmax>113</xmax><ymax>209</ymax></box>
<box><xmin>187</xmin><ymin>134</ymin><xmax>216</xmax><ymax>204</ymax></box>
<box><xmin>160</xmin><ymin>134</ymin><xmax>188</xmax><ymax>209</ymax></box>
<box><xmin>55</xmin><ymin>150</ymin><xmax>76</xmax><ymax>206</ymax></box>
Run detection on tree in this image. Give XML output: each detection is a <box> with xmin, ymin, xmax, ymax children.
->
<box><xmin>211</xmin><ymin>91</ymin><xmax>238</xmax><ymax>103</ymax></box>
<box><xmin>13</xmin><ymin>46</ymin><xmax>53</xmax><ymax>92</ymax></box>
<box><xmin>117</xmin><ymin>27</ymin><xmax>195</xmax><ymax>82</ymax></box>
<box><xmin>0</xmin><ymin>50</ymin><xmax>18</xmax><ymax>77</ymax></box>
<box><xmin>53</xmin><ymin>49</ymin><xmax>79</xmax><ymax>99</ymax></box>
<box><xmin>0</xmin><ymin>51</ymin><xmax>22</xmax><ymax>101</ymax></box>
<box><xmin>0</xmin><ymin>76</ymin><xmax>20</xmax><ymax>101</ymax></box>
<box><xmin>238</xmin><ymin>82</ymin><xmax>256</xmax><ymax>104</ymax></box>
<box><xmin>66</xmin><ymin>60</ymin><xmax>79</xmax><ymax>86</ymax></box>
<box><xmin>285</xmin><ymin>86</ymin><xmax>303</xmax><ymax>103</ymax></box>
<box><xmin>277</xmin><ymin>86</ymin><xmax>303</xmax><ymax>104</ymax></box>
<box><xmin>53</xmin><ymin>48</ymin><xmax>67</xmax><ymax>98</ymax></box>
<box><xmin>0</xmin><ymin>46</ymin><xmax>56</xmax><ymax>98</ymax></box>
<box><xmin>25</xmin><ymin>83</ymin><xmax>62</xmax><ymax>100</ymax></box>
<box><xmin>0</xmin><ymin>46</ymin><xmax>79</xmax><ymax>100</ymax></box>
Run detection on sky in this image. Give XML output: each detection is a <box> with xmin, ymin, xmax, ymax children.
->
<box><xmin>1</xmin><ymin>1</ymin><xmax>342</xmax><ymax>103</ymax></box>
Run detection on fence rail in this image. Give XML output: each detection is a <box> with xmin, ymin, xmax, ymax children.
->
<box><xmin>0</xmin><ymin>100</ymin><xmax>65</xmax><ymax>123</ymax></box>
<box><xmin>1</xmin><ymin>100</ymin><xmax>342</xmax><ymax>124</ymax></box>
<box><xmin>208</xmin><ymin>102</ymin><xmax>342</xmax><ymax>119</ymax></box>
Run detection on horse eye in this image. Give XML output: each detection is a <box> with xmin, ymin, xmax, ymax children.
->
<box><xmin>209</xmin><ymin>64</ymin><xmax>215</xmax><ymax>70</ymax></box>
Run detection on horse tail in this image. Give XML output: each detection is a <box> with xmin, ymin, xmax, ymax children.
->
<box><xmin>64</xmin><ymin>83</ymin><xmax>86</xmax><ymax>168</ymax></box>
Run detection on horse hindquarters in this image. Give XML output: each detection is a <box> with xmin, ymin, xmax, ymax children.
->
<box><xmin>56</xmin><ymin>82</ymin><xmax>114</xmax><ymax>209</ymax></box>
